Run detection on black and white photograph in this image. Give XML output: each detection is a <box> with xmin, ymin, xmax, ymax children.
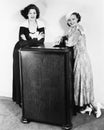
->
<box><xmin>0</xmin><ymin>0</ymin><xmax>104</xmax><ymax>130</ymax></box>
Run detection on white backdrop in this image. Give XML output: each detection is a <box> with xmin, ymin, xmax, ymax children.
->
<box><xmin>0</xmin><ymin>0</ymin><xmax>104</xmax><ymax>103</ymax></box>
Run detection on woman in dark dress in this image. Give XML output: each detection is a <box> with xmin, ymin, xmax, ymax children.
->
<box><xmin>12</xmin><ymin>4</ymin><xmax>45</xmax><ymax>106</ymax></box>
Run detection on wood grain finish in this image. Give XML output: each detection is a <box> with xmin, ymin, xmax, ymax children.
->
<box><xmin>19</xmin><ymin>47</ymin><xmax>73</xmax><ymax>128</ymax></box>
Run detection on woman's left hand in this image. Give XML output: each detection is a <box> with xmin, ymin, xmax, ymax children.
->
<box><xmin>29</xmin><ymin>32</ymin><xmax>39</xmax><ymax>39</ymax></box>
<box><xmin>37</xmin><ymin>32</ymin><xmax>45</xmax><ymax>40</ymax></box>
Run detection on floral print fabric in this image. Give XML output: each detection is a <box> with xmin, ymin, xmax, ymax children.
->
<box><xmin>67</xmin><ymin>25</ymin><xmax>95</xmax><ymax>106</ymax></box>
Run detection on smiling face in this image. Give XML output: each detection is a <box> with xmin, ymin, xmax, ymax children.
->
<box><xmin>67</xmin><ymin>14</ymin><xmax>78</xmax><ymax>27</ymax></box>
<box><xmin>28</xmin><ymin>9</ymin><xmax>37</xmax><ymax>21</ymax></box>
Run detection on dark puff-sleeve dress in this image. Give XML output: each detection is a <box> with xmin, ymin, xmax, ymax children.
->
<box><xmin>12</xmin><ymin>20</ymin><xmax>45</xmax><ymax>106</ymax></box>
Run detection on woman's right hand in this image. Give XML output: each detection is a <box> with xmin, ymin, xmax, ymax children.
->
<box><xmin>54</xmin><ymin>36</ymin><xmax>62</xmax><ymax>45</ymax></box>
<box><xmin>21</xmin><ymin>34</ymin><xmax>26</xmax><ymax>40</ymax></box>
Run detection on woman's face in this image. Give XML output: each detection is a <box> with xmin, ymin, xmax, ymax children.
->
<box><xmin>67</xmin><ymin>14</ymin><xmax>78</xmax><ymax>27</ymax></box>
<box><xmin>28</xmin><ymin>9</ymin><xmax>37</xmax><ymax>21</ymax></box>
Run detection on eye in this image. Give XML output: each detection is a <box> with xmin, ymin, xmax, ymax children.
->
<box><xmin>68</xmin><ymin>19</ymin><xmax>71</xmax><ymax>22</ymax></box>
<box><xmin>28</xmin><ymin>12</ymin><xmax>30</xmax><ymax>14</ymax></box>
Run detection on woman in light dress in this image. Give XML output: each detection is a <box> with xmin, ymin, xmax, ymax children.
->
<box><xmin>55</xmin><ymin>12</ymin><xmax>104</xmax><ymax>118</ymax></box>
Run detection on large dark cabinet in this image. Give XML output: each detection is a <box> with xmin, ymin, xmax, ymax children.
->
<box><xmin>19</xmin><ymin>47</ymin><xmax>73</xmax><ymax>129</ymax></box>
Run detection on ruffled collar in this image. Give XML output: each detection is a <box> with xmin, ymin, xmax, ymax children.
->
<box><xmin>20</xmin><ymin>19</ymin><xmax>45</xmax><ymax>28</ymax></box>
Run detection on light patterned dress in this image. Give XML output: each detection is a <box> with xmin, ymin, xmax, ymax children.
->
<box><xmin>66</xmin><ymin>25</ymin><xmax>95</xmax><ymax>106</ymax></box>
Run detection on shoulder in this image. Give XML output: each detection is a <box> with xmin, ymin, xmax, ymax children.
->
<box><xmin>37</xmin><ymin>19</ymin><xmax>45</xmax><ymax>28</ymax></box>
<box><xmin>19</xmin><ymin>21</ymin><xmax>28</xmax><ymax>34</ymax></box>
<box><xmin>20</xmin><ymin>20</ymin><xmax>28</xmax><ymax>28</ymax></box>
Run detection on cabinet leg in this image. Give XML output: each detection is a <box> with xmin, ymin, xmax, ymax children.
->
<box><xmin>21</xmin><ymin>116</ymin><xmax>30</xmax><ymax>124</ymax></box>
<box><xmin>62</xmin><ymin>124</ymin><xmax>72</xmax><ymax>130</ymax></box>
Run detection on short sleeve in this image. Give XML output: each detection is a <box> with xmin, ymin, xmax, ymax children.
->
<box><xmin>77</xmin><ymin>24</ymin><xmax>85</xmax><ymax>35</ymax></box>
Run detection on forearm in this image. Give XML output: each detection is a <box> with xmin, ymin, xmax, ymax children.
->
<box><xmin>19</xmin><ymin>38</ymin><xmax>44</xmax><ymax>48</ymax></box>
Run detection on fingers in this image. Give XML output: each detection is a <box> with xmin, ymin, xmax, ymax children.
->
<box><xmin>21</xmin><ymin>34</ymin><xmax>26</xmax><ymax>40</ymax></box>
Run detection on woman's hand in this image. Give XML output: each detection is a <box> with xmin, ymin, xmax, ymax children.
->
<box><xmin>29</xmin><ymin>32</ymin><xmax>38</xmax><ymax>39</ymax></box>
<box><xmin>54</xmin><ymin>36</ymin><xmax>62</xmax><ymax>45</ymax></box>
<box><xmin>37</xmin><ymin>32</ymin><xmax>45</xmax><ymax>40</ymax></box>
<box><xmin>21</xmin><ymin>34</ymin><xmax>26</xmax><ymax>40</ymax></box>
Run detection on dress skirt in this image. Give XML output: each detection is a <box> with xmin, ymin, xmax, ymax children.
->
<box><xmin>12</xmin><ymin>42</ymin><xmax>21</xmax><ymax>106</ymax></box>
<box><xmin>73</xmin><ymin>35</ymin><xmax>95</xmax><ymax>107</ymax></box>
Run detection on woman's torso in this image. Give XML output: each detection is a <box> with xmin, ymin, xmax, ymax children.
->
<box><xmin>19</xmin><ymin>19</ymin><xmax>45</xmax><ymax>41</ymax></box>
<box><xmin>66</xmin><ymin>25</ymin><xmax>87</xmax><ymax>57</ymax></box>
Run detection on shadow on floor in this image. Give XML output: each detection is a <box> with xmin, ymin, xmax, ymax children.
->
<box><xmin>0</xmin><ymin>96</ymin><xmax>104</xmax><ymax>130</ymax></box>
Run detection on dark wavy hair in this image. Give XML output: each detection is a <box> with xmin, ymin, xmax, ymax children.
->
<box><xmin>20</xmin><ymin>4</ymin><xmax>40</xmax><ymax>19</ymax></box>
<box><xmin>71</xmin><ymin>12</ymin><xmax>81</xmax><ymax>23</ymax></box>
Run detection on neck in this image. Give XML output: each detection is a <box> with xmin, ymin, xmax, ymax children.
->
<box><xmin>28</xmin><ymin>19</ymin><xmax>37</xmax><ymax>24</ymax></box>
<box><xmin>28</xmin><ymin>19</ymin><xmax>38</xmax><ymax>33</ymax></box>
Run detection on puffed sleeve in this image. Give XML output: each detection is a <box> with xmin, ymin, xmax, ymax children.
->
<box><xmin>37</xmin><ymin>19</ymin><xmax>45</xmax><ymax>42</ymax></box>
<box><xmin>67</xmin><ymin>30</ymin><xmax>81</xmax><ymax>47</ymax></box>
<box><xmin>19</xmin><ymin>27</ymin><xmax>25</xmax><ymax>41</ymax></box>
<box><xmin>37</xmin><ymin>27</ymin><xmax>45</xmax><ymax>44</ymax></box>
<box><xmin>18</xmin><ymin>27</ymin><xmax>31</xmax><ymax>48</ymax></box>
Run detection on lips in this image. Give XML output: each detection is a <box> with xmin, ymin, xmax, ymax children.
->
<box><xmin>31</xmin><ymin>17</ymin><xmax>35</xmax><ymax>19</ymax></box>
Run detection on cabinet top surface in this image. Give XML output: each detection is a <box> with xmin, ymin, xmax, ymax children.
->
<box><xmin>19</xmin><ymin>46</ymin><xmax>73</xmax><ymax>53</ymax></box>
